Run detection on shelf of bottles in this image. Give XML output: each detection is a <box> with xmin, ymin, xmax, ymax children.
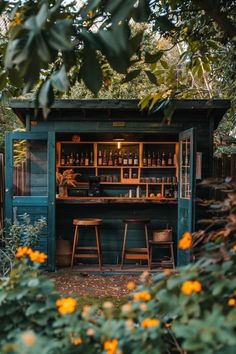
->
<box><xmin>180</xmin><ymin>138</ymin><xmax>191</xmax><ymax>199</ymax></box>
<box><xmin>56</xmin><ymin>141</ymin><xmax>178</xmax><ymax>199</ymax></box>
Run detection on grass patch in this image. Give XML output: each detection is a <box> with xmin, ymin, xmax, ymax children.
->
<box><xmin>76</xmin><ymin>295</ymin><xmax>128</xmax><ymax>314</ymax></box>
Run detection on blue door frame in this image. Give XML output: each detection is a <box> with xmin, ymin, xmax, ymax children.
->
<box><xmin>5</xmin><ymin>131</ymin><xmax>55</xmax><ymax>270</ymax></box>
<box><xmin>177</xmin><ymin>128</ymin><xmax>196</xmax><ymax>266</ymax></box>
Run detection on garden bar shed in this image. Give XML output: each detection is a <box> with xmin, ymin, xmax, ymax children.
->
<box><xmin>5</xmin><ymin>99</ymin><xmax>230</xmax><ymax>271</ymax></box>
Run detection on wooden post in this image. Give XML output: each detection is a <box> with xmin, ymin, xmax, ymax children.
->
<box><xmin>0</xmin><ymin>153</ymin><xmax>4</xmax><ymax>230</ymax></box>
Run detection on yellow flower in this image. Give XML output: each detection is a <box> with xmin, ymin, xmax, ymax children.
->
<box><xmin>126</xmin><ymin>319</ymin><xmax>134</xmax><ymax>331</ymax></box>
<box><xmin>178</xmin><ymin>232</ymin><xmax>192</xmax><ymax>250</ymax></box>
<box><xmin>127</xmin><ymin>281</ymin><xmax>136</xmax><ymax>291</ymax></box>
<box><xmin>56</xmin><ymin>297</ymin><xmax>77</xmax><ymax>315</ymax></box>
<box><xmin>139</xmin><ymin>303</ymin><xmax>148</xmax><ymax>312</ymax></box>
<box><xmin>141</xmin><ymin>318</ymin><xmax>160</xmax><ymax>328</ymax></box>
<box><xmin>133</xmin><ymin>291</ymin><xmax>151</xmax><ymax>302</ymax></box>
<box><xmin>29</xmin><ymin>250</ymin><xmax>47</xmax><ymax>263</ymax></box>
<box><xmin>164</xmin><ymin>268</ymin><xmax>173</xmax><ymax>276</ymax></box>
<box><xmin>21</xmin><ymin>331</ymin><xmax>36</xmax><ymax>347</ymax></box>
<box><xmin>121</xmin><ymin>303</ymin><xmax>132</xmax><ymax>314</ymax></box>
<box><xmin>181</xmin><ymin>280</ymin><xmax>202</xmax><ymax>295</ymax></box>
<box><xmin>232</xmin><ymin>245</ymin><xmax>236</xmax><ymax>251</ymax></box>
<box><xmin>228</xmin><ymin>298</ymin><xmax>236</xmax><ymax>307</ymax></box>
<box><xmin>104</xmin><ymin>339</ymin><xmax>119</xmax><ymax>354</ymax></box>
<box><xmin>71</xmin><ymin>337</ymin><xmax>82</xmax><ymax>346</ymax></box>
<box><xmin>86</xmin><ymin>328</ymin><xmax>95</xmax><ymax>336</ymax></box>
<box><xmin>103</xmin><ymin>301</ymin><xmax>114</xmax><ymax>309</ymax></box>
<box><xmin>16</xmin><ymin>246</ymin><xmax>32</xmax><ymax>258</ymax></box>
<box><xmin>82</xmin><ymin>305</ymin><xmax>91</xmax><ymax>318</ymax></box>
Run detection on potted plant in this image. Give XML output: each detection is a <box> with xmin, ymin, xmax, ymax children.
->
<box><xmin>56</xmin><ymin>169</ymin><xmax>80</xmax><ymax>197</ymax></box>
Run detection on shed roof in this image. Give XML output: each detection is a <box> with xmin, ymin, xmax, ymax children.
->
<box><xmin>9</xmin><ymin>99</ymin><xmax>230</xmax><ymax>129</ymax></box>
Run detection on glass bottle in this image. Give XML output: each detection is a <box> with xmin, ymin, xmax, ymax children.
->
<box><xmin>152</xmin><ymin>152</ymin><xmax>156</xmax><ymax>166</ymax></box>
<box><xmin>69</xmin><ymin>152</ymin><xmax>74</xmax><ymax>166</ymax></box>
<box><xmin>85</xmin><ymin>152</ymin><xmax>89</xmax><ymax>166</ymax></box>
<box><xmin>60</xmin><ymin>150</ymin><xmax>65</xmax><ymax>166</ymax></box>
<box><xmin>89</xmin><ymin>151</ymin><xmax>93</xmax><ymax>166</ymax></box>
<box><xmin>167</xmin><ymin>152</ymin><xmax>173</xmax><ymax>166</ymax></box>
<box><xmin>142</xmin><ymin>151</ymin><xmax>147</xmax><ymax>166</ymax></box>
<box><xmin>108</xmin><ymin>151</ymin><xmax>113</xmax><ymax>166</ymax></box>
<box><xmin>161</xmin><ymin>152</ymin><xmax>166</xmax><ymax>166</ymax></box>
<box><xmin>102</xmin><ymin>150</ymin><xmax>107</xmax><ymax>166</ymax></box>
<box><xmin>128</xmin><ymin>152</ymin><xmax>133</xmax><ymax>166</ymax></box>
<box><xmin>66</xmin><ymin>155</ymin><xmax>70</xmax><ymax>166</ymax></box>
<box><xmin>98</xmin><ymin>150</ymin><xmax>102</xmax><ymax>166</ymax></box>
<box><xmin>157</xmin><ymin>152</ymin><xmax>161</xmax><ymax>166</ymax></box>
<box><xmin>114</xmin><ymin>151</ymin><xmax>118</xmax><ymax>166</ymax></box>
<box><xmin>75</xmin><ymin>153</ymin><xmax>80</xmax><ymax>166</ymax></box>
<box><xmin>118</xmin><ymin>150</ymin><xmax>123</xmax><ymax>166</ymax></box>
<box><xmin>133</xmin><ymin>152</ymin><xmax>139</xmax><ymax>166</ymax></box>
<box><xmin>80</xmin><ymin>152</ymin><xmax>85</xmax><ymax>166</ymax></box>
<box><xmin>147</xmin><ymin>151</ymin><xmax>152</xmax><ymax>166</ymax></box>
<box><xmin>123</xmin><ymin>151</ymin><xmax>128</xmax><ymax>166</ymax></box>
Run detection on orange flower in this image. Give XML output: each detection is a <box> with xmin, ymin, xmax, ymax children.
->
<box><xmin>71</xmin><ymin>337</ymin><xmax>82</xmax><ymax>346</ymax></box>
<box><xmin>104</xmin><ymin>339</ymin><xmax>118</xmax><ymax>354</ymax></box>
<box><xmin>178</xmin><ymin>232</ymin><xmax>192</xmax><ymax>250</ymax></box>
<box><xmin>127</xmin><ymin>281</ymin><xmax>136</xmax><ymax>291</ymax></box>
<box><xmin>165</xmin><ymin>322</ymin><xmax>172</xmax><ymax>329</ymax></box>
<box><xmin>56</xmin><ymin>297</ymin><xmax>77</xmax><ymax>315</ymax></box>
<box><xmin>21</xmin><ymin>331</ymin><xmax>36</xmax><ymax>347</ymax></box>
<box><xmin>133</xmin><ymin>291</ymin><xmax>151</xmax><ymax>301</ymax></box>
<box><xmin>228</xmin><ymin>298</ymin><xmax>236</xmax><ymax>307</ymax></box>
<box><xmin>29</xmin><ymin>250</ymin><xmax>47</xmax><ymax>264</ymax></box>
<box><xmin>181</xmin><ymin>280</ymin><xmax>202</xmax><ymax>295</ymax></box>
<box><xmin>16</xmin><ymin>246</ymin><xmax>32</xmax><ymax>258</ymax></box>
<box><xmin>141</xmin><ymin>318</ymin><xmax>160</xmax><ymax>328</ymax></box>
<box><xmin>232</xmin><ymin>245</ymin><xmax>236</xmax><ymax>251</ymax></box>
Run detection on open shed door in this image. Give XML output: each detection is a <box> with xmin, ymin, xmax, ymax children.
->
<box><xmin>5</xmin><ymin>132</ymin><xmax>55</xmax><ymax>270</ymax></box>
<box><xmin>177</xmin><ymin>128</ymin><xmax>196</xmax><ymax>266</ymax></box>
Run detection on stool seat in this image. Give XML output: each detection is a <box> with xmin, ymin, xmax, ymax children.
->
<box><xmin>148</xmin><ymin>240</ymin><xmax>175</xmax><ymax>270</ymax></box>
<box><xmin>121</xmin><ymin>219</ymin><xmax>150</xmax><ymax>269</ymax></box>
<box><xmin>71</xmin><ymin>218</ymin><xmax>103</xmax><ymax>270</ymax></box>
<box><xmin>73</xmin><ymin>218</ymin><xmax>102</xmax><ymax>226</ymax></box>
<box><xmin>123</xmin><ymin>219</ymin><xmax>150</xmax><ymax>224</ymax></box>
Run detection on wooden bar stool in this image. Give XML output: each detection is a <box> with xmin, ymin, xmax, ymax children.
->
<box><xmin>71</xmin><ymin>218</ymin><xmax>103</xmax><ymax>270</ymax></box>
<box><xmin>120</xmin><ymin>219</ymin><xmax>150</xmax><ymax>269</ymax></box>
<box><xmin>148</xmin><ymin>241</ymin><xmax>175</xmax><ymax>270</ymax></box>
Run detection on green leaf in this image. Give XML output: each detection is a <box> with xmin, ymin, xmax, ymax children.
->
<box><xmin>129</xmin><ymin>31</ymin><xmax>144</xmax><ymax>55</ymax></box>
<box><xmin>122</xmin><ymin>69</ymin><xmax>141</xmax><ymax>83</ymax></box>
<box><xmin>36</xmin><ymin>3</ymin><xmax>49</xmax><ymax>28</ymax></box>
<box><xmin>48</xmin><ymin>20</ymin><xmax>73</xmax><ymax>51</ymax></box>
<box><xmin>36</xmin><ymin>33</ymin><xmax>52</xmax><ymax>62</ymax></box>
<box><xmin>145</xmin><ymin>51</ymin><xmax>163</xmax><ymax>63</ymax></box>
<box><xmin>0</xmin><ymin>72</ymin><xmax>7</xmax><ymax>91</ymax></box>
<box><xmin>131</xmin><ymin>0</ymin><xmax>151</xmax><ymax>22</ymax></box>
<box><xmin>51</xmin><ymin>66</ymin><xmax>69</xmax><ymax>92</ymax></box>
<box><xmin>154</xmin><ymin>15</ymin><xmax>175</xmax><ymax>32</ymax></box>
<box><xmin>38</xmin><ymin>80</ymin><xmax>54</xmax><ymax>108</ymax></box>
<box><xmin>144</xmin><ymin>70</ymin><xmax>158</xmax><ymax>85</ymax></box>
<box><xmin>160</xmin><ymin>59</ymin><xmax>169</xmax><ymax>69</ymax></box>
<box><xmin>80</xmin><ymin>49</ymin><xmax>103</xmax><ymax>95</ymax></box>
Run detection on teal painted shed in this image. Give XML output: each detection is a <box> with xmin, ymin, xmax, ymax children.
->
<box><xmin>5</xmin><ymin>99</ymin><xmax>230</xmax><ymax>271</ymax></box>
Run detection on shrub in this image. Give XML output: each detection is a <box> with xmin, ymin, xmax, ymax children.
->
<box><xmin>0</xmin><ymin>214</ymin><xmax>46</xmax><ymax>277</ymax></box>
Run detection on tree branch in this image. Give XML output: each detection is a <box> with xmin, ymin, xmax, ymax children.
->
<box><xmin>192</xmin><ymin>0</ymin><xmax>236</xmax><ymax>40</ymax></box>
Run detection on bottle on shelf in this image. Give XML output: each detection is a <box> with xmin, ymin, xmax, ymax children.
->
<box><xmin>167</xmin><ymin>152</ymin><xmax>173</xmax><ymax>166</ymax></box>
<box><xmin>69</xmin><ymin>152</ymin><xmax>74</xmax><ymax>166</ymax></box>
<box><xmin>75</xmin><ymin>153</ymin><xmax>80</xmax><ymax>166</ymax></box>
<box><xmin>157</xmin><ymin>152</ymin><xmax>161</xmax><ymax>166</ymax></box>
<box><xmin>89</xmin><ymin>151</ymin><xmax>93</xmax><ymax>166</ymax></box>
<box><xmin>128</xmin><ymin>152</ymin><xmax>133</xmax><ymax>166</ymax></box>
<box><xmin>133</xmin><ymin>152</ymin><xmax>139</xmax><ymax>166</ymax></box>
<box><xmin>66</xmin><ymin>155</ymin><xmax>70</xmax><ymax>166</ymax></box>
<box><xmin>123</xmin><ymin>151</ymin><xmax>128</xmax><ymax>166</ymax></box>
<box><xmin>108</xmin><ymin>151</ymin><xmax>113</xmax><ymax>166</ymax></box>
<box><xmin>102</xmin><ymin>150</ymin><xmax>107</xmax><ymax>166</ymax></box>
<box><xmin>60</xmin><ymin>150</ymin><xmax>65</xmax><ymax>166</ymax></box>
<box><xmin>98</xmin><ymin>150</ymin><xmax>102</xmax><ymax>166</ymax></box>
<box><xmin>80</xmin><ymin>152</ymin><xmax>85</xmax><ymax>166</ymax></box>
<box><xmin>147</xmin><ymin>151</ymin><xmax>152</xmax><ymax>166</ymax></box>
<box><xmin>152</xmin><ymin>152</ymin><xmax>156</xmax><ymax>166</ymax></box>
<box><xmin>161</xmin><ymin>152</ymin><xmax>166</xmax><ymax>166</ymax></box>
<box><xmin>85</xmin><ymin>152</ymin><xmax>89</xmax><ymax>166</ymax></box>
<box><xmin>118</xmin><ymin>150</ymin><xmax>123</xmax><ymax>166</ymax></box>
<box><xmin>114</xmin><ymin>151</ymin><xmax>118</xmax><ymax>166</ymax></box>
<box><xmin>143</xmin><ymin>151</ymin><xmax>147</xmax><ymax>166</ymax></box>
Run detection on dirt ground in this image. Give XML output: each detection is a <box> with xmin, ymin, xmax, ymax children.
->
<box><xmin>50</xmin><ymin>270</ymin><xmax>140</xmax><ymax>297</ymax></box>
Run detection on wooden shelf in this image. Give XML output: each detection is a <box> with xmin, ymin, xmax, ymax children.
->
<box><xmin>58</xmin><ymin>165</ymin><xmax>95</xmax><ymax>168</ymax></box>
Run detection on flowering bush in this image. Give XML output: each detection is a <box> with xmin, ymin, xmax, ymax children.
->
<box><xmin>0</xmin><ymin>191</ymin><xmax>236</xmax><ymax>354</ymax></box>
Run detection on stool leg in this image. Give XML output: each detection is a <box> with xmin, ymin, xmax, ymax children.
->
<box><xmin>144</xmin><ymin>224</ymin><xmax>150</xmax><ymax>266</ymax></box>
<box><xmin>149</xmin><ymin>244</ymin><xmax>153</xmax><ymax>270</ymax></box>
<box><xmin>71</xmin><ymin>225</ymin><xmax>79</xmax><ymax>268</ymax></box>
<box><xmin>120</xmin><ymin>223</ymin><xmax>128</xmax><ymax>269</ymax></box>
<box><xmin>95</xmin><ymin>225</ymin><xmax>102</xmax><ymax>271</ymax></box>
<box><xmin>170</xmin><ymin>244</ymin><xmax>175</xmax><ymax>269</ymax></box>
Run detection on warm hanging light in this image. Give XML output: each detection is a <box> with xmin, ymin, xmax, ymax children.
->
<box><xmin>113</xmin><ymin>138</ymin><xmax>125</xmax><ymax>149</ymax></box>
